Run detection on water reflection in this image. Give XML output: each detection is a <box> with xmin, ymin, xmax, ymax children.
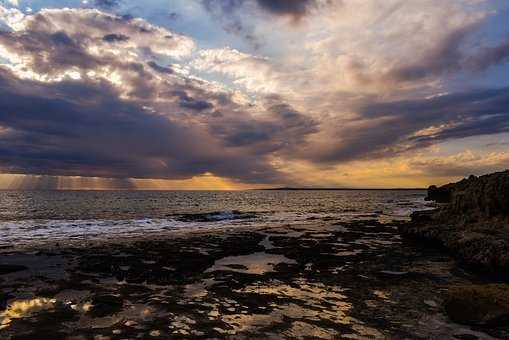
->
<box><xmin>0</xmin><ymin>298</ymin><xmax>55</xmax><ymax>330</ymax></box>
<box><xmin>206</xmin><ymin>252</ymin><xmax>297</xmax><ymax>275</ymax></box>
<box><xmin>182</xmin><ymin>276</ymin><xmax>386</xmax><ymax>338</ymax></box>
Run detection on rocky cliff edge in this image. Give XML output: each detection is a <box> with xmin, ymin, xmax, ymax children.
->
<box><xmin>400</xmin><ymin>170</ymin><xmax>509</xmax><ymax>271</ymax></box>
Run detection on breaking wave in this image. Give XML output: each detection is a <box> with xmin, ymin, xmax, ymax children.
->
<box><xmin>175</xmin><ymin>210</ymin><xmax>259</xmax><ymax>222</ymax></box>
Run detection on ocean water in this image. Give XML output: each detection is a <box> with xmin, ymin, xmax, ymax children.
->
<box><xmin>0</xmin><ymin>190</ymin><xmax>429</xmax><ymax>247</ymax></box>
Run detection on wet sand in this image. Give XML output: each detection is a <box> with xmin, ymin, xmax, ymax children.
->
<box><xmin>1</xmin><ymin>220</ymin><xmax>507</xmax><ymax>339</ymax></box>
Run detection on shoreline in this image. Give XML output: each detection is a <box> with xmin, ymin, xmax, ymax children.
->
<box><xmin>0</xmin><ymin>222</ymin><xmax>271</xmax><ymax>254</ymax></box>
<box><xmin>399</xmin><ymin>171</ymin><xmax>509</xmax><ymax>272</ymax></box>
<box><xmin>1</xmin><ymin>216</ymin><xmax>507</xmax><ymax>339</ymax></box>
<box><xmin>399</xmin><ymin>171</ymin><xmax>509</xmax><ymax>330</ymax></box>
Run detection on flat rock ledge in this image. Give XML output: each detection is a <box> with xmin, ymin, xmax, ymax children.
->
<box><xmin>400</xmin><ymin>170</ymin><xmax>509</xmax><ymax>272</ymax></box>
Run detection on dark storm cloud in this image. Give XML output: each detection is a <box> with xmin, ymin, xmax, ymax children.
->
<box><xmin>211</xmin><ymin>100</ymin><xmax>319</xmax><ymax>155</ymax></box>
<box><xmin>0</xmin><ymin>67</ymin><xmax>288</xmax><ymax>183</ymax></box>
<box><xmin>0</xmin><ymin>8</ymin><xmax>320</xmax><ymax>184</ymax></box>
<box><xmin>311</xmin><ymin>87</ymin><xmax>509</xmax><ymax>163</ymax></box>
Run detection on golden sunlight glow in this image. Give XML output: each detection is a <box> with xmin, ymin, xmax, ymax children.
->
<box><xmin>0</xmin><ymin>298</ymin><xmax>56</xmax><ymax>330</ymax></box>
<box><xmin>0</xmin><ymin>173</ymin><xmax>268</xmax><ymax>190</ymax></box>
<box><xmin>131</xmin><ymin>173</ymin><xmax>266</xmax><ymax>190</ymax></box>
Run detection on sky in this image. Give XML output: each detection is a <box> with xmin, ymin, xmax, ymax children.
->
<box><xmin>0</xmin><ymin>0</ymin><xmax>508</xmax><ymax>189</ymax></box>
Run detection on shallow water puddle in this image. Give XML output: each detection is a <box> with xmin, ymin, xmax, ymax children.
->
<box><xmin>206</xmin><ymin>252</ymin><xmax>296</xmax><ymax>275</ymax></box>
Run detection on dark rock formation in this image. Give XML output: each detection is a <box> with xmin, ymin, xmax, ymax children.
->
<box><xmin>445</xmin><ymin>284</ymin><xmax>509</xmax><ymax>326</ymax></box>
<box><xmin>426</xmin><ymin>185</ymin><xmax>451</xmax><ymax>203</ymax></box>
<box><xmin>400</xmin><ymin>170</ymin><xmax>509</xmax><ymax>271</ymax></box>
<box><xmin>0</xmin><ymin>264</ymin><xmax>28</xmax><ymax>275</ymax></box>
<box><xmin>402</xmin><ymin>171</ymin><xmax>509</xmax><ymax>329</ymax></box>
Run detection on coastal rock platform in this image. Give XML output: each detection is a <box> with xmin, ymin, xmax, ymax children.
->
<box><xmin>400</xmin><ymin>170</ymin><xmax>509</xmax><ymax>332</ymax></box>
<box><xmin>1</xmin><ymin>219</ymin><xmax>506</xmax><ymax>339</ymax></box>
<box><xmin>400</xmin><ymin>170</ymin><xmax>509</xmax><ymax>272</ymax></box>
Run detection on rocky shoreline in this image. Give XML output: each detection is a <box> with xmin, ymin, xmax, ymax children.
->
<box><xmin>2</xmin><ymin>218</ymin><xmax>506</xmax><ymax>339</ymax></box>
<box><xmin>400</xmin><ymin>170</ymin><xmax>509</xmax><ymax>272</ymax></box>
<box><xmin>399</xmin><ymin>170</ymin><xmax>509</xmax><ymax>329</ymax></box>
<box><xmin>1</xmin><ymin>181</ymin><xmax>509</xmax><ymax>339</ymax></box>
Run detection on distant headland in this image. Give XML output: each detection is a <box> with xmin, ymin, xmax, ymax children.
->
<box><xmin>259</xmin><ymin>187</ymin><xmax>426</xmax><ymax>191</ymax></box>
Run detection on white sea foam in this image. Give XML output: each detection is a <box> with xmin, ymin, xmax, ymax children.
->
<box><xmin>0</xmin><ymin>218</ymin><xmax>180</xmax><ymax>246</ymax></box>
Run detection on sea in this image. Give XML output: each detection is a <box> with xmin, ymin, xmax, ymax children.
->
<box><xmin>0</xmin><ymin>190</ymin><xmax>429</xmax><ymax>248</ymax></box>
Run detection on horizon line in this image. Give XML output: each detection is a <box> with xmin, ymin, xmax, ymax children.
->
<box><xmin>0</xmin><ymin>187</ymin><xmax>428</xmax><ymax>192</ymax></box>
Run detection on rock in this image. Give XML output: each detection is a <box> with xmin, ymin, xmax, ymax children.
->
<box><xmin>453</xmin><ymin>334</ymin><xmax>480</xmax><ymax>340</ymax></box>
<box><xmin>444</xmin><ymin>284</ymin><xmax>509</xmax><ymax>326</ymax></box>
<box><xmin>400</xmin><ymin>170</ymin><xmax>509</xmax><ymax>272</ymax></box>
<box><xmin>409</xmin><ymin>210</ymin><xmax>435</xmax><ymax>223</ymax></box>
<box><xmin>379</xmin><ymin>270</ymin><xmax>409</xmax><ymax>276</ymax></box>
<box><xmin>87</xmin><ymin>294</ymin><xmax>123</xmax><ymax>317</ymax></box>
<box><xmin>424</xmin><ymin>300</ymin><xmax>438</xmax><ymax>308</ymax></box>
<box><xmin>0</xmin><ymin>292</ymin><xmax>13</xmax><ymax>310</ymax></box>
<box><xmin>0</xmin><ymin>264</ymin><xmax>28</xmax><ymax>275</ymax></box>
<box><xmin>426</xmin><ymin>185</ymin><xmax>451</xmax><ymax>203</ymax></box>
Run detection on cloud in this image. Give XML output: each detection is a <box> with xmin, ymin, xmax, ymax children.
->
<box><xmin>0</xmin><ymin>8</ymin><xmax>195</xmax><ymax>64</ymax></box>
<box><xmin>387</xmin><ymin>26</ymin><xmax>509</xmax><ymax>82</ymax></box>
<box><xmin>3</xmin><ymin>174</ymin><xmax>136</xmax><ymax>190</ymax></box>
<box><xmin>0</xmin><ymin>1</ymin><xmax>508</xmax><ymax>187</ymax></box>
<box><xmin>202</xmin><ymin>0</ymin><xmax>321</xmax><ymax>19</ymax></box>
<box><xmin>102</xmin><ymin>33</ymin><xmax>130</xmax><ymax>42</ymax></box>
<box><xmin>409</xmin><ymin>150</ymin><xmax>509</xmax><ymax>177</ymax></box>
<box><xmin>94</xmin><ymin>0</ymin><xmax>122</xmax><ymax>9</ymax></box>
<box><xmin>465</xmin><ymin>37</ymin><xmax>509</xmax><ymax>72</ymax></box>
<box><xmin>277</xmin><ymin>0</ymin><xmax>492</xmax><ymax>96</ymax></box>
<box><xmin>307</xmin><ymin>87</ymin><xmax>509</xmax><ymax>163</ymax></box>
<box><xmin>386</xmin><ymin>23</ymin><xmax>477</xmax><ymax>82</ymax></box>
<box><xmin>0</xmin><ymin>65</ymin><xmax>293</xmax><ymax>183</ymax></box>
<box><xmin>191</xmin><ymin>47</ymin><xmax>280</xmax><ymax>93</ymax></box>
<box><xmin>210</xmin><ymin>98</ymin><xmax>318</xmax><ymax>154</ymax></box>
<box><xmin>195</xmin><ymin>1</ymin><xmax>509</xmax><ymax>100</ymax></box>
<box><xmin>0</xmin><ymin>7</ymin><xmax>319</xmax><ymax>184</ymax></box>
<box><xmin>255</xmin><ymin>0</ymin><xmax>319</xmax><ymax>18</ymax></box>
<box><xmin>199</xmin><ymin>0</ymin><xmax>261</xmax><ymax>48</ymax></box>
<box><xmin>199</xmin><ymin>0</ymin><xmax>328</xmax><ymax>48</ymax></box>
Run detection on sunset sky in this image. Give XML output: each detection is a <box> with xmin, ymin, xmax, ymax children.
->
<box><xmin>0</xmin><ymin>0</ymin><xmax>508</xmax><ymax>189</ymax></box>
